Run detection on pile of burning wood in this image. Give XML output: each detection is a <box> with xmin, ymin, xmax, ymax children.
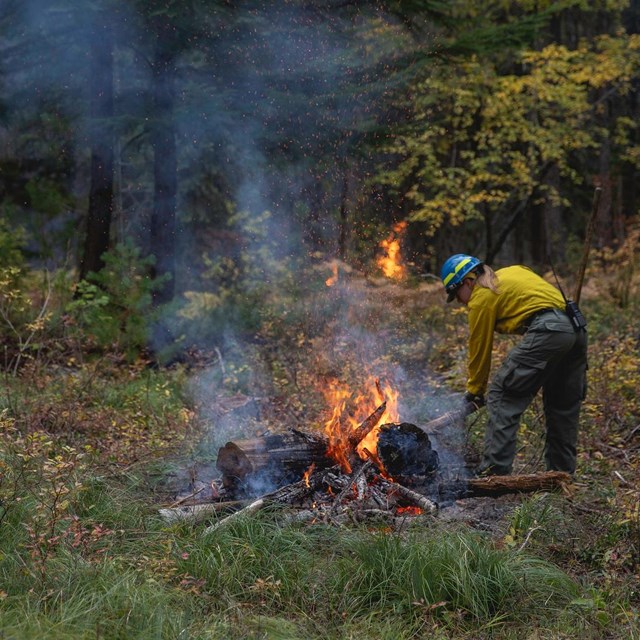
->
<box><xmin>159</xmin><ymin>386</ymin><xmax>572</xmax><ymax>534</ymax></box>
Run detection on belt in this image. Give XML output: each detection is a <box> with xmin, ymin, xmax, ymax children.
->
<box><xmin>521</xmin><ymin>308</ymin><xmax>559</xmax><ymax>332</ymax></box>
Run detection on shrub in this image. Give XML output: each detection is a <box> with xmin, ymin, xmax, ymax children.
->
<box><xmin>65</xmin><ymin>241</ymin><xmax>166</xmax><ymax>360</ymax></box>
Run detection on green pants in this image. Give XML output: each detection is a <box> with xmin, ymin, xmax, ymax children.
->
<box><xmin>481</xmin><ymin>309</ymin><xmax>588</xmax><ymax>475</ymax></box>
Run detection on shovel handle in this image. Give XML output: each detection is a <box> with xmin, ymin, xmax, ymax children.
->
<box><xmin>417</xmin><ymin>402</ymin><xmax>477</xmax><ymax>434</ymax></box>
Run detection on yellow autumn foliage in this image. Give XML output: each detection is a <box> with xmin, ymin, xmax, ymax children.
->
<box><xmin>379</xmin><ymin>32</ymin><xmax>640</xmax><ymax>233</ymax></box>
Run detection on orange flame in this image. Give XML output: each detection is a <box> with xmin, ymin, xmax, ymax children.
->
<box><xmin>377</xmin><ymin>221</ymin><xmax>407</xmax><ymax>280</ymax></box>
<box><xmin>323</xmin><ymin>381</ymin><xmax>353</xmax><ymax>473</ymax></box>
<box><xmin>322</xmin><ymin>377</ymin><xmax>399</xmax><ymax>472</ymax></box>
<box><xmin>325</xmin><ymin>263</ymin><xmax>339</xmax><ymax>287</ymax></box>
<box><xmin>303</xmin><ymin>463</ymin><xmax>316</xmax><ymax>487</ymax></box>
<box><xmin>355</xmin><ymin>380</ymin><xmax>399</xmax><ymax>459</ymax></box>
<box><xmin>396</xmin><ymin>505</ymin><xmax>422</xmax><ymax>516</ymax></box>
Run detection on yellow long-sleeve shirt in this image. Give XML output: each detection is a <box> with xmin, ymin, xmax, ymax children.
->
<box><xmin>465</xmin><ymin>265</ymin><xmax>565</xmax><ymax>396</ymax></box>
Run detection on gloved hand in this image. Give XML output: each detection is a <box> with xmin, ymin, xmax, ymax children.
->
<box><xmin>463</xmin><ymin>391</ymin><xmax>485</xmax><ymax>411</ymax></box>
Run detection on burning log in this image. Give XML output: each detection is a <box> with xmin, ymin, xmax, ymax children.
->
<box><xmin>347</xmin><ymin>401</ymin><xmax>386</xmax><ymax>446</ymax></box>
<box><xmin>216</xmin><ymin>429</ymin><xmax>330</xmax><ymax>493</ymax></box>
<box><xmin>216</xmin><ymin>400</ymin><xmax>389</xmax><ymax>493</ymax></box>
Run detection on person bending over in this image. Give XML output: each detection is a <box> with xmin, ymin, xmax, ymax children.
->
<box><xmin>440</xmin><ymin>254</ymin><xmax>588</xmax><ymax>475</ymax></box>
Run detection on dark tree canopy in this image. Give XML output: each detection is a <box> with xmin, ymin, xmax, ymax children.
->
<box><xmin>0</xmin><ymin>0</ymin><xmax>638</xmax><ymax>290</ymax></box>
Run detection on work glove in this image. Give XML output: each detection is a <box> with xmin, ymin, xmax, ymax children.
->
<box><xmin>463</xmin><ymin>392</ymin><xmax>485</xmax><ymax>412</ymax></box>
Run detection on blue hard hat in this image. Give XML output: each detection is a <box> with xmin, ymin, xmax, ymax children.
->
<box><xmin>440</xmin><ymin>254</ymin><xmax>482</xmax><ymax>302</ymax></box>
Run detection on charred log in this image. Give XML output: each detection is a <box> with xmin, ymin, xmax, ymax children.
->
<box><xmin>376</xmin><ymin>405</ymin><xmax>475</xmax><ymax>477</ymax></box>
<box><xmin>377</xmin><ymin>422</ymin><xmax>439</xmax><ymax>477</ymax></box>
<box><xmin>216</xmin><ymin>429</ymin><xmax>331</xmax><ymax>495</ymax></box>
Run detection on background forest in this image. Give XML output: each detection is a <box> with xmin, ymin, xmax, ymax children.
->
<box><xmin>1</xmin><ymin>1</ymin><xmax>639</xmax><ymax>639</ymax></box>
<box><xmin>3</xmin><ymin>0</ymin><xmax>640</xmax><ymax>320</ymax></box>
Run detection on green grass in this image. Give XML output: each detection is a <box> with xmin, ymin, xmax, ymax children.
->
<box><xmin>0</xmin><ymin>480</ymin><xmax>597</xmax><ymax>639</ymax></box>
<box><xmin>0</xmin><ymin>561</ymin><xmax>198</xmax><ymax>639</ymax></box>
<box><xmin>167</xmin><ymin>512</ymin><xmax>585</xmax><ymax>638</ymax></box>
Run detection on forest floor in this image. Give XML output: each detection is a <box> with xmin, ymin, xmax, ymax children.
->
<box><xmin>1</xmin><ymin>260</ymin><xmax>639</xmax><ymax>639</ymax></box>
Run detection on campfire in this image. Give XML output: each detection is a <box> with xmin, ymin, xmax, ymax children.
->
<box><xmin>214</xmin><ymin>377</ymin><xmax>441</xmax><ymax>493</ymax></box>
<box><xmin>160</xmin><ymin>379</ymin><xmax>572</xmax><ymax>534</ymax></box>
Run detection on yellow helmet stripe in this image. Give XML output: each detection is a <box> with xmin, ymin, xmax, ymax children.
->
<box><xmin>443</xmin><ymin>257</ymin><xmax>472</xmax><ymax>287</ymax></box>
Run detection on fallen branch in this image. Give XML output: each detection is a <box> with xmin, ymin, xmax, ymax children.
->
<box><xmin>384</xmin><ymin>480</ymin><xmax>438</xmax><ymax>514</ymax></box>
<box><xmin>202</xmin><ymin>496</ymin><xmax>269</xmax><ymax>536</ymax></box>
<box><xmin>202</xmin><ymin>476</ymin><xmax>319</xmax><ymax>536</ymax></box>
<box><xmin>167</xmin><ymin>486</ymin><xmax>205</xmax><ymax>508</ymax></box>
<box><xmin>159</xmin><ymin>500</ymin><xmax>247</xmax><ymax>525</ymax></box>
<box><xmin>438</xmin><ymin>471</ymin><xmax>572</xmax><ymax>499</ymax></box>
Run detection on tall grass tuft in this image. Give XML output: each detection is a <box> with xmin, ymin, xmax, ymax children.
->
<box><xmin>176</xmin><ymin>512</ymin><xmax>580</xmax><ymax>636</ymax></box>
<box><xmin>327</xmin><ymin>525</ymin><xmax>579</xmax><ymax>626</ymax></box>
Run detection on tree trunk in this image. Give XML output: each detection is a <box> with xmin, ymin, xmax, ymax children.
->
<box><xmin>531</xmin><ymin>163</ymin><xmax>562</xmax><ymax>265</ymax></box>
<box><xmin>79</xmin><ymin>19</ymin><xmax>114</xmax><ymax>281</ymax></box>
<box><xmin>150</xmin><ymin>28</ymin><xmax>177</xmax><ymax>308</ymax></box>
<box><xmin>338</xmin><ymin>159</ymin><xmax>349</xmax><ymax>260</ymax></box>
<box><xmin>596</xmin><ymin>121</ymin><xmax>614</xmax><ymax>249</ymax></box>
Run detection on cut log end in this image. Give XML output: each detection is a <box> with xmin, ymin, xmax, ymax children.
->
<box><xmin>216</xmin><ymin>442</ymin><xmax>254</xmax><ymax>488</ymax></box>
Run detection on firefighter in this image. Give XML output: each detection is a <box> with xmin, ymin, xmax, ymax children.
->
<box><xmin>440</xmin><ymin>254</ymin><xmax>588</xmax><ymax>475</ymax></box>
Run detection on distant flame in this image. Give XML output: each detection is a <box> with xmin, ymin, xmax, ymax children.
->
<box><xmin>322</xmin><ymin>376</ymin><xmax>400</xmax><ymax>473</ymax></box>
<box><xmin>377</xmin><ymin>221</ymin><xmax>407</xmax><ymax>280</ymax></box>
<box><xmin>325</xmin><ymin>263</ymin><xmax>339</xmax><ymax>287</ymax></box>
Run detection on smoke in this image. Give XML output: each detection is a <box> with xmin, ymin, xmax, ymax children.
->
<box><xmin>3</xmin><ymin>1</ymin><xmax>464</xmax><ymax>489</ymax></box>
<box><xmin>2</xmin><ymin>0</ymin><xmax>419</xmax><ymax>290</ymax></box>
